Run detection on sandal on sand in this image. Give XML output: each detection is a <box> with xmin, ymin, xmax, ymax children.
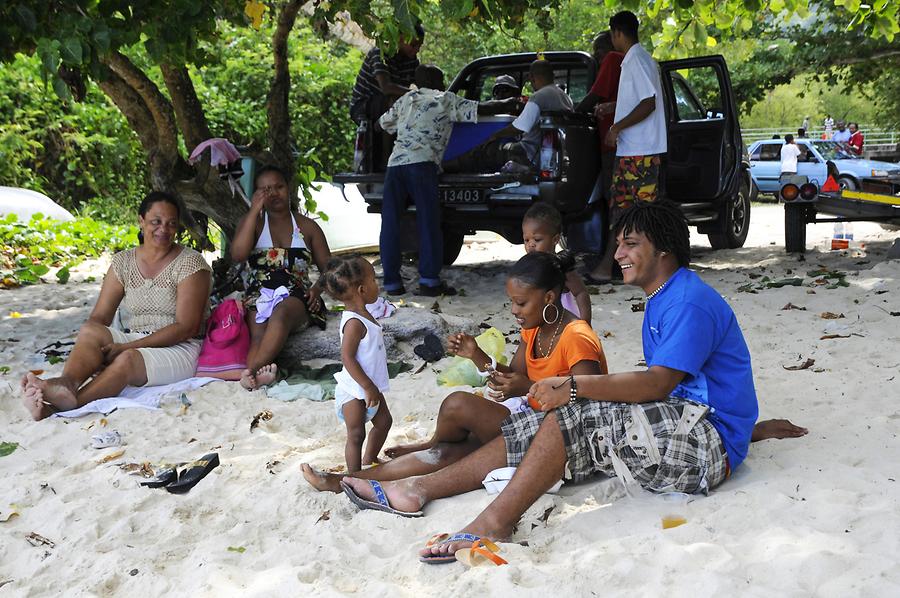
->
<box><xmin>166</xmin><ymin>453</ymin><xmax>220</xmax><ymax>494</ymax></box>
<box><xmin>455</xmin><ymin>538</ymin><xmax>508</xmax><ymax>567</ymax></box>
<box><xmin>419</xmin><ymin>533</ymin><xmax>507</xmax><ymax>565</ymax></box>
<box><xmin>341</xmin><ymin>480</ymin><xmax>424</xmax><ymax>518</ymax></box>
<box><xmin>140</xmin><ymin>467</ymin><xmax>177</xmax><ymax>489</ymax></box>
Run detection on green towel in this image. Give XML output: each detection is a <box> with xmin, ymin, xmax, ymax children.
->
<box><xmin>277</xmin><ymin>361</ymin><xmax>414</xmax><ymax>401</ymax></box>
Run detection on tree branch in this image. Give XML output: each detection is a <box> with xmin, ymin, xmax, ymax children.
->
<box><xmin>104</xmin><ymin>51</ymin><xmax>180</xmax><ymax>163</ymax></box>
<box><xmin>96</xmin><ymin>68</ymin><xmax>160</xmax><ymax>157</ymax></box>
<box><xmin>160</xmin><ymin>63</ymin><xmax>212</xmax><ymax>152</ymax></box>
<box><xmin>267</xmin><ymin>0</ymin><xmax>304</xmax><ymax>175</ymax></box>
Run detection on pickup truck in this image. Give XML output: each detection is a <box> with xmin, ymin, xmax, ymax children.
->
<box><xmin>334</xmin><ymin>51</ymin><xmax>752</xmax><ymax>264</ymax></box>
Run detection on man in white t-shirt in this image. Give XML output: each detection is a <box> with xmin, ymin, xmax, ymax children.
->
<box><xmin>588</xmin><ymin>10</ymin><xmax>667</xmax><ymax>284</ymax></box>
<box><xmin>780</xmin><ymin>134</ymin><xmax>802</xmax><ymax>182</ymax></box>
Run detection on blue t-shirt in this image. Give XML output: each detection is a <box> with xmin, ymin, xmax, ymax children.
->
<box><xmin>642</xmin><ymin>268</ymin><xmax>759</xmax><ymax>469</ymax></box>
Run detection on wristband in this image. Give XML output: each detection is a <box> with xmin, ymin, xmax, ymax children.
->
<box><xmin>568</xmin><ymin>375</ymin><xmax>578</xmax><ymax>405</ymax></box>
<box><xmin>476</xmin><ymin>355</ymin><xmax>497</xmax><ymax>378</ymax></box>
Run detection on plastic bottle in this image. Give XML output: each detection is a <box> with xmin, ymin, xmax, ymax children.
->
<box><xmin>831</xmin><ymin>222</ymin><xmax>849</xmax><ymax>250</ymax></box>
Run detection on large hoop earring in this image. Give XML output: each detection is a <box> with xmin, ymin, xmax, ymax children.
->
<box><xmin>542</xmin><ymin>303</ymin><xmax>560</xmax><ymax>324</ymax></box>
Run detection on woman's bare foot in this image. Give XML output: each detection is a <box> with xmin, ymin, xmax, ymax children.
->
<box><xmin>21</xmin><ymin>374</ymin><xmax>77</xmax><ymax>420</ymax></box>
<box><xmin>239</xmin><ymin>368</ymin><xmax>256</xmax><ymax>390</ymax></box>
<box><xmin>343</xmin><ymin>476</ymin><xmax>426</xmax><ymax>514</ymax></box>
<box><xmin>751</xmin><ymin>418</ymin><xmax>809</xmax><ymax>442</ymax></box>
<box><xmin>22</xmin><ymin>386</ymin><xmax>54</xmax><ymax>420</ymax></box>
<box><xmin>255</xmin><ymin>363</ymin><xmax>277</xmax><ymax>386</ymax></box>
<box><xmin>300</xmin><ymin>463</ymin><xmax>344</xmax><ymax>493</ymax></box>
<box><xmin>384</xmin><ymin>440</ymin><xmax>432</xmax><ymax>459</ymax></box>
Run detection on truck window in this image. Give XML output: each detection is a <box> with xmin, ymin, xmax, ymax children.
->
<box><xmin>669</xmin><ymin>66</ymin><xmax>724</xmax><ymax>121</ymax></box>
<box><xmin>473</xmin><ymin>66</ymin><xmax>590</xmax><ymax>103</ymax></box>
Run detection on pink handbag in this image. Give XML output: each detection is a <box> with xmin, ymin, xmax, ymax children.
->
<box><xmin>196</xmin><ymin>299</ymin><xmax>250</xmax><ymax>379</ymax></box>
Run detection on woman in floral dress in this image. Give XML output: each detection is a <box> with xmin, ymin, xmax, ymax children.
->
<box><xmin>230</xmin><ymin>165</ymin><xmax>332</xmax><ymax>389</ymax></box>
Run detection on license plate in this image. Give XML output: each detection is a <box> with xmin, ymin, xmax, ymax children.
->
<box><xmin>441</xmin><ymin>188</ymin><xmax>483</xmax><ymax>203</ymax></box>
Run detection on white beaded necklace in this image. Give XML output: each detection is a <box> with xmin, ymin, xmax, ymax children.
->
<box><xmin>646</xmin><ymin>280</ymin><xmax>669</xmax><ymax>300</ymax></box>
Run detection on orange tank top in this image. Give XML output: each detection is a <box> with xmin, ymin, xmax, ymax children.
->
<box><xmin>521</xmin><ymin>319</ymin><xmax>607</xmax><ymax>379</ymax></box>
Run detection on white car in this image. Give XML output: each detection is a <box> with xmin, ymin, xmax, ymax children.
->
<box><xmin>0</xmin><ymin>186</ymin><xmax>75</xmax><ymax>222</ymax></box>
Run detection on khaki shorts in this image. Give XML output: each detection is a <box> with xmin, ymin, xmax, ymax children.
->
<box><xmin>108</xmin><ymin>328</ymin><xmax>201</xmax><ymax>387</ymax></box>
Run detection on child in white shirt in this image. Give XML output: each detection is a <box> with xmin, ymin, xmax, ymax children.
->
<box><xmin>323</xmin><ymin>256</ymin><xmax>393</xmax><ymax>472</ymax></box>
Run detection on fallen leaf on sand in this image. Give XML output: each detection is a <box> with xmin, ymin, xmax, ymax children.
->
<box><xmin>602</xmin><ymin>331</ymin><xmax>614</xmax><ymax>338</ymax></box>
<box><xmin>227</xmin><ymin>546</ymin><xmax>246</xmax><ymax>553</ymax></box>
<box><xmin>781</xmin><ymin>303</ymin><xmax>807</xmax><ymax>311</ymax></box>
<box><xmin>119</xmin><ymin>462</ymin><xmax>155</xmax><ymax>477</ymax></box>
<box><xmin>783</xmin><ymin>358</ymin><xmax>815</xmax><ymax>371</ymax></box>
<box><xmin>538</xmin><ymin>505</ymin><xmax>555</xmax><ymax>524</ymax></box>
<box><xmin>820</xmin><ymin>312</ymin><xmax>845</xmax><ymax>319</ymax></box>
<box><xmin>631</xmin><ymin>302</ymin><xmax>645</xmax><ymax>312</ymax></box>
<box><xmin>25</xmin><ymin>532</ymin><xmax>55</xmax><ymax>548</ymax></box>
<box><xmin>99</xmin><ymin>418</ymin><xmax>108</xmax><ymax>427</ymax></box>
<box><xmin>430</xmin><ymin>301</ymin><xmax>441</xmax><ymax>313</ymax></box>
<box><xmin>820</xmin><ymin>334</ymin><xmax>851</xmax><ymax>340</ymax></box>
<box><xmin>326</xmin><ymin>464</ymin><xmax>346</xmax><ymax>473</ymax></box>
<box><xmin>315</xmin><ymin>510</ymin><xmax>331</xmax><ymax>524</ymax></box>
<box><xmin>1</xmin><ymin>505</ymin><xmax>19</xmax><ymax>522</ymax></box>
<box><xmin>0</xmin><ymin>442</ymin><xmax>18</xmax><ymax>457</ymax></box>
<box><xmin>250</xmin><ymin>410</ymin><xmax>273</xmax><ymax>432</ymax></box>
<box><xmin>97</xmin><ymin>448</ymin><xmax>125</xmax><ymax>464</ymax></box>
<box><xmin>266</xmin><ymin>459</ymin><xmax>281</xmax><ymax>474</ymax></box>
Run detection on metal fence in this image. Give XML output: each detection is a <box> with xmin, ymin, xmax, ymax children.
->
<box><xmin>741</xmin><ymin>125</ymin><xmax>898</xmax><ymax>147</ymax></box>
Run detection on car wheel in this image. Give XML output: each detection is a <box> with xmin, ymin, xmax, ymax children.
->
<box><xmin>708</xmin><ymin>178</ymin><xmax>751</xmax><ymax>249</ymax></box>
<box><xmin>442</xmin><ymin>230</ymin><xmax>465</xmax><ymax>266</ymax></box>
<box><xmin>784</xmin><ymin>203</ymin><xmax>809</xmax><ymax>253</ymax></box>
<box><xmin>838</xmin><ymin>176</ymin><xmax>858</xmax><ymax>191</ymax></box>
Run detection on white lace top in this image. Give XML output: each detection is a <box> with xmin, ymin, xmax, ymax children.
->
<box><xmin>110</xmin><ymin>247</ymin><xmax>211</xmax><ymax>333</ymax></box>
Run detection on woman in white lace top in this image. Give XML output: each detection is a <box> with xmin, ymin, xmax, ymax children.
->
<box><xmin>22</xmin><ymin>192</ymin><xmax>211</xmax><ymax>420</ymax></box>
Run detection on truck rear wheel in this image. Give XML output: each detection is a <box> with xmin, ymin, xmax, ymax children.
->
<box><xmin>442</xmin><ymin>230</ymin><xmax>465</xmax><ymax>265</ymax></box>
<box><xmin>708</xmin><ymin>178</ymin><xmax>751</xmax><ymax>249</ymax></box>
<box><xmin>784</xmin><ymin>203</ymin><xmax>808</xmax><ymax>253</ymax></box>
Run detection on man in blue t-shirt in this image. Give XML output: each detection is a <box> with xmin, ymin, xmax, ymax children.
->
<box><xmin>339</xmin><ymin>201</ymin><xmax>800</xmax><ymax>563</ymax></box>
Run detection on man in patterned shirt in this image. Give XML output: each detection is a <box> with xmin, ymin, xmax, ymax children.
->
<box><xmin>378</xmin><ymin>65</ymin><xmax>514</xmax><ymax>296</ymax></box>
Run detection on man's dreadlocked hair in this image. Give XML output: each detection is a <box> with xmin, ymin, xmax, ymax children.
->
<box><xmin>612</xmin><ymin>200</ymin><xmax>691</xmax><ymax>267</ymax></box>
<box><xmin>323</xmin><ymin>255</ymin><xmax>369</xmax><ymax>300</ymax></box>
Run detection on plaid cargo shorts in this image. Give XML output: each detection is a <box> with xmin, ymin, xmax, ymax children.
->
<box><xmin>610</xmin><ymin>154</ymin><xmax>662</xmax><ymax>211</ymax></box>
<box><xmin>500</xmin><ymin>398</ymin><xmax>728</xmax><ymax>495</ymax></box>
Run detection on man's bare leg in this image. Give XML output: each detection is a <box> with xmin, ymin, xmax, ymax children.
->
<box><xmin>417</xmin><ymin>411</ymin><xmax>567</xmax><ymax>559</ymax></box>
<box><xmin>342</xmin><ymin>434</ymin><xmax>509</xmax><ymax>514</ymax></box>
<box><xmin>302</xmin><ymin>439</ymin><xmax>481</xmax><ymax>493</ymax></box>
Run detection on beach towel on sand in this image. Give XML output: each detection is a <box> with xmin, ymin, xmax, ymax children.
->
<box><xmin>51</xmin><ymin>377</ymin><xmax>219</xmax><ymax>418</ymax></box>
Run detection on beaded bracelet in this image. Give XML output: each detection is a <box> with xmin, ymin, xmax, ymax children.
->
<box><xmin>569</xmin><ymin>375</ymin><xmax>578</xmax><ymax>405</ymax></box>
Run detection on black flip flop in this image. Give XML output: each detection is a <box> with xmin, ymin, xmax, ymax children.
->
<box><xmin>165</xmin><ymin>453</ymin><xmax>220</xmax><ymax>494</ymax></box>
<box><xmin>140</xmin><ymin>467</ymin><xmax>177</xmax><ymax>488</ymax></box>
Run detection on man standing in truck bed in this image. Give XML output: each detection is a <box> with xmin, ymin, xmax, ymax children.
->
<box><xmin>349</xmin><ymin>25</ymin><xmax>424</xmax><ymax>125</ymax></box>
<box><xmin>481</xmin><ymin>59</ymin><xmax>574</xmax><ymax>169</ymax></box>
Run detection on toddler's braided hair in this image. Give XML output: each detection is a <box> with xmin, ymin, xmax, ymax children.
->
<box><xmin>323</xmin><ymin>255</ymin><xmax>368</xmax><ymax>300</ymax></box>
<box><xmin>612</xmin><ymin>200</ymin><xmax>691</xmax><ymax>267</ymax></box>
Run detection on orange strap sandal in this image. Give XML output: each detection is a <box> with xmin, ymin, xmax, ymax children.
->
<box><xmin>454</xmin><ymin>538</ymin><xmax>508</xmax><ymax>567</ymax></box>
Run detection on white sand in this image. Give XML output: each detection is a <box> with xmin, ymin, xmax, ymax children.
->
<box><xmin>1</xmin><ymin>205</ymin><xmax>899</xmax><ymax>596</ymax></box>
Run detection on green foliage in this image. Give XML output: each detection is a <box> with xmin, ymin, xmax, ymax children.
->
<box><xmin>0</xmin><ymin>213</ymin><xmax>137</xmax><ymax>288</ymax></box>
<box><xmin>0</xmin><ymin>54</ymin><xmax>148</xmax><ymax>223</ymax></box>
<box><xmin>194</xmin><ymin>21</ymin><xmax>360</xmax><ymax>176</ymax></box>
